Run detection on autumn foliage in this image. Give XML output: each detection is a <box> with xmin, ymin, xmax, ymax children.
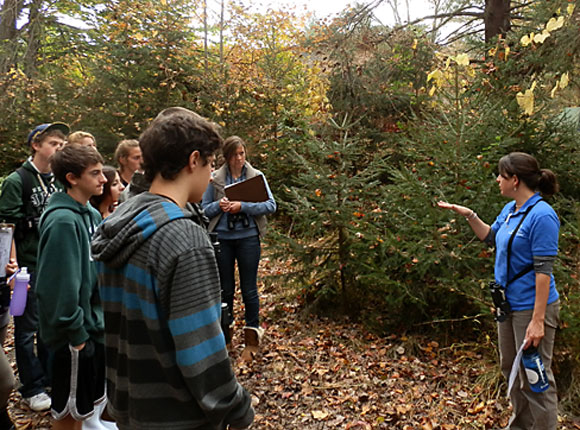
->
<box><xmin>0</xmin><ymin>0</ymin><xmax>579</xmax><ymax>417</ymax></box>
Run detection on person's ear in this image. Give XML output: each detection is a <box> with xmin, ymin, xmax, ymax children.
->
<box><xmin>188</xmin><ymin>150</ymin><xmax>201</xmax><ymax>170</ymax></box>
<box><xmin>31</xmin><ymin>140</ymin><xmax>41</xmax><ymax>153</ymax></box>
<box><xmin>65</xmin><ymin>172</ymin><xmax>79</xmax><ymax>186</ymax></box>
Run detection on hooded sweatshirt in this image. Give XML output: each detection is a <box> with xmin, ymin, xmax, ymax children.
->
<box><xmin>91</xmin><ymin>193</ymin><xmax>254</xmax><ymax>430</ymax></box>
<box><xmin>35</xmin><ymin>192</ymin><xmax>103</xmax><ymax>349</ymax></box>
<box><xmin>0</xmin><ymin>159</ymin><xmax>62</xmax><ymax>271</ymax></box>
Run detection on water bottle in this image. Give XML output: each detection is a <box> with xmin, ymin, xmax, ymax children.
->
<box><xmin>221</xmin><ymin>303</ymin><xmax>231</xmax><ymax>344</ymax></box>
<box><xmin>522</xmin><ymin>345</ymin><xmax>549</xmax><ymax>393</ymax></box>
<box><xmin>9</xmin><ymin>267</ymin><xmax>29</xmax><ymax>316</ymax></box>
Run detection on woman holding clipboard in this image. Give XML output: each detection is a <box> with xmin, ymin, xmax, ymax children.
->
<box><xmin>202</xmin><ymin>136</ymin><xmax>276</xmax><ymax>362</ymax></box>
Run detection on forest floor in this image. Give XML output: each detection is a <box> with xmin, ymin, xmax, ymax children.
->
<box><xmin>5</xmin><ymin>256</ymin><xmax>580</xmax><ymax>429</ymax></box>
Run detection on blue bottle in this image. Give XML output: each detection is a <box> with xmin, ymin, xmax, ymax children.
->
<box><xmin>522</xmin><ymin>346</ymin><xmax>549</xmax><ymax>393</ymax></box>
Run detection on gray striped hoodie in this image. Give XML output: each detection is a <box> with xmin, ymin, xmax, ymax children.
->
<box><xmin>91</xmin><ymin>192</ymin><xmax>254</xmax><ymax>430</ymax></box>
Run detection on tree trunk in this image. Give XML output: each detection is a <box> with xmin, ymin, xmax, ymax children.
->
<box><xmin>484</xmin><ymin>0</ymin><xmax>510</xmax><ymax>43</ymax></box>
<box><xmin>203</xmin><ymin>0</ymin><xmax>208</xmax><ymax>72</ymax></box>
<box><xmin>23</xmin><ymin>0</ymin><xmax>43</xmax><ymax>76</ymax></box>
<box><xmin>219</xmin><ymin>0</ymin><xmax>224</xmax><ymax>64</ymax></box>
<box><xmin>0</xmin><ymin>0</ymin><xmax>24</xmax><ymax>72</ymax></box>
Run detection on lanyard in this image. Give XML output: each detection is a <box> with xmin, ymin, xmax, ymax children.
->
<box><xmin>505</xmin><ymin>199</ymin><xmax>542</xmax><ymax>286</ymax></box>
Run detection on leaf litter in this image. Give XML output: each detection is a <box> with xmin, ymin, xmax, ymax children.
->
<box><xmin>4</xmin><ymin>256</ymin><xmax>579</xmax><ymax>429</ymax></box>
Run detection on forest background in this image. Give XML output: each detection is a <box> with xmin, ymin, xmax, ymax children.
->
<box><xmin>0</xmin><ymin>0</ymin><xmax>579</xmax><ymax>417</ymax></box>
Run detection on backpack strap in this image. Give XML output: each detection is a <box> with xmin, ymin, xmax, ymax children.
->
<box><xmin>506</xmin><ymin>199</ymin><xmax>543</xmax><ymax>286</ymax></box>
<box><xmin>13</xmin><ymin>167</ymin><xmax>42</xmax><ymax>240</ymax></box>
<box><xmin>16</xmin><ymin>167</ymin><xmax>33</xmax><ymax>205</ymax></box>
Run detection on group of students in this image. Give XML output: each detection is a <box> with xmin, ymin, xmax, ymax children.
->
<box><xmin>0</xmin><ymin>107</ymin><xmax>562</xmax><ymax>430</ymax></box>
<box><xmin>0</xmin><ymin>107</ymin><xmax>277</xmax><ymax>430</ymax></box>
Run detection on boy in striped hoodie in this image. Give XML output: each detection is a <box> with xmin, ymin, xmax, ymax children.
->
<box><xmin>91</xmin><ymin>108</ymin><xmax>254</xmax><ymax>430</ymax></box>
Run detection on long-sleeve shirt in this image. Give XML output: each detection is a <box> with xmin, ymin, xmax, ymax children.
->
<box><xmin>91</xmin><ymin>193</ymin><xmax>254</xmax><ymax>430</ymax></box>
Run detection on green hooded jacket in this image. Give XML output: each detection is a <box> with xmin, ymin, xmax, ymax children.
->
<box><xmin>0</xmin><ymin>159</ymin><xmax>62</xmax><ymax>271</ymax></box>
<box><xmin>35</xmin><ymin>192</ymin><xmax>103</xmax><ymax>349</ymax></box>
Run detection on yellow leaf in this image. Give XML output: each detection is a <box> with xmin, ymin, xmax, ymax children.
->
<box><xmin>516</xmin><ymin>89</ymin><xmax>534</xmax><ymax>116</ymax></box>
<box><xmin>427</xmin><ymin>69</ymin><xmax>442</xmax><ymax>83</ymax></box>
<box><xmin>567</xmin><ymin>4</ymin><xmax>575</xmax><ymax>16</ymax></box>
<box><xmin>429</xmin><ymin>86</ymin><xmax>436</xmax><ymax>97</ymax></box>
<box><xmin>520</xmin><ymin>34</ymin><xmax>531</xmax><ymax>46</ymax></box>
<box><xmin>550</xmin><ymin>82</ymin><xmax>559</xmax><ymax>98</ymax></box>
<box><xmin>412</xmin><ymin>39</ymin><xmax>418</xmax><ymax>50</ymax></box>
<box><xmin>559</xmin><ymin>72</ymin><xmax>569</xmax><ymax>89</ymax></box>
<box><xmin>533</xmin><ymin>30</ymin><xmax>550</xmax><ymax>44</ymax></box>
<box><xmin>505</xmin><ymin>46</ymin><xmax>510</xmax><ymax>61</ymax></box>
<box><xmin>546</xmin><ymin>16</ymin><xmax>564</xmax><ymax>32</ymax></box>
<box><xmin>488</xmin><ymin>47</ymin><xmax>497</xmax><ymax>57</ymax></box>
<box><xmin>444</xmin><ymin>57</ymin><xmax>451</xmax><ymax>70</ymax></box>
<box><xmin>453</xmin><ymin>53</ymin><xmax>470</xmax><ymax>66</ymax></box>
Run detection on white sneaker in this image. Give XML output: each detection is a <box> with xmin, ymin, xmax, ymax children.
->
<box><xmin>24</xmin><ymin>392</ymin><xmax>51</xmax><ymax>411</ymax></box>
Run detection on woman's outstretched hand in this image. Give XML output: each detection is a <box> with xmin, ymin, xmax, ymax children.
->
<box><xmin>437</xmin><ymin>201</ymin><xmax>472</xmax><ymax>218</ymax></box>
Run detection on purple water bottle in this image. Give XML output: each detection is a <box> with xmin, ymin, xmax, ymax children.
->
<box><xmin>9</xmin><ymin>267</ymin><xmax>29</xmax><ymax>316</ymax></box>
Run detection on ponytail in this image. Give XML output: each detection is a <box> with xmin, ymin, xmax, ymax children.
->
<box><xmin>538</xmin><ymin>168</ymin><xmax>559</xmax><ymax>198</ymax></box>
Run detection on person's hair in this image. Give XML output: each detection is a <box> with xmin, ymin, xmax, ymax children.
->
<box><xmin>498</xmin><ymin>152</ymin><xmax>559</xmax><ymax>197</ymax></box>
<box><xmin>222</xmin><ymin>135</ymin><xmax>248</xmax><ymax>163</ymax></box>
<box><xmin>68</xmin><ymin>131</ymin><xmax>96</xmax><ymax>146</ymax></box>
<box><xmin>139</xmin><ymin>107</ymin><xmax>222</xmax><ymax>182</ymax></box>
<box><xmin>32</xmin><ymin>129</ymin><xmax>67</xmax><ymax>145</ymax></box>
<box><xmin>89</xmin><ymin>165</ymin><xmax>118</xmax><ymax>211</ymax></box>
<box><xmin>51</xmin><ymin>144</ymin><xmax>104</xmax><ymax>189</ymax></box>
<box><xmin>114</xmin><ymin>139</ymin><xmax>140</xmax><ymax>166</ymax></box>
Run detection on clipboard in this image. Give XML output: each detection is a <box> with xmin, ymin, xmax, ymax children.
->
<box><xmin>224</xmin><ymin>175</ymin><xmax>269</xmax><ymax>203</ymax></box>
<box><xmin>0</xmin><ymin>223</ymin><xmax>14</xmax><ymax>278</ymax></box>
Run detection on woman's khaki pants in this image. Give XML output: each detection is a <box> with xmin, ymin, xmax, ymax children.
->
<box><xmin>498</xmin><ymin>301</ymin><xmax>559</xmax><ymax>430</ymax></box>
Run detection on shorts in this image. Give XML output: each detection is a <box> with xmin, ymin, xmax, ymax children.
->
<box><xmin>50</xmin><ymin>338</ymin><xmax>106</xmax><ymax>421</ymax></box>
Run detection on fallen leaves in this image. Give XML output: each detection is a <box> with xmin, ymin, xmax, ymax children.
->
<box><xmin>7</xmin><ymin>255</ymin><xmax>578</xmax><ymax>429</ymax></box>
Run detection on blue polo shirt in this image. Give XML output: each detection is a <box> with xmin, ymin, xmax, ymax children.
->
<box><xmin>490</xmin><ymin>192</ymin><xmax>559</xmax><ymax>311</ymax></box>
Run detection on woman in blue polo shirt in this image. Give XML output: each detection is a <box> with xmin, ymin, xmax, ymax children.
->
<box><xmin>438</xmin><ymin>152</ymin><xmax>560</xmax><ymax>430</ymax></box>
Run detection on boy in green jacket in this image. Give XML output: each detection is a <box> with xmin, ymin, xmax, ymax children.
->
<box><xmin>0</xmin><ymin>122</ymin><xmax>68</xmax><ymax>412</ymax></box>
<box><xmin>35</xmin><ymin>145</ymin><xmax>107</xmax><ymax>430</ymax></box>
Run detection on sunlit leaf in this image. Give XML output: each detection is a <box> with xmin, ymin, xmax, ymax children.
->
<box><xmin>520</xmin><ymin>34</ymin><xmax>531</xmax><ymax>46</ymax></box>
<box><xmin>516</xmin><ymin>89</ymin><xmax>534</xmax><ymax>116</ymax></box>
<box><xmin>567</xmin><ymin>4</ymin><xmax>575</xmax><ymax>16</ymax></box>
<box><xmin>533</xmin><ymin>30</ymin><xmax>550</xmax><ymax>44</ymax></box>
<box><xmin>559</xmin><ymin>72</ymin><xmax>569</xmax><ymax>89</ymax></box>
<box><xmin>545</xmin><ymin>16</ymin><xmax>564</xmax><ymax>31</ymax></box>
<box><xmin>427</xmin><ymin>69</ymin><xmax>443</xmax><ymax>83</ymax></box>
<box><xmin>453</xmin><ymin>53</ymin><xmax>470</xmax><ymax>66</ymax></box>
<box><xmin>550</xmin><ymin>82</ymin><xmax>559</xmax><ymax>98</ymax></box>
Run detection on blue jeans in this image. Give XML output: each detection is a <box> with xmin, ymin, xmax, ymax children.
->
<box><xmin>14</xmin><ymin>274</ymin><xmax>49</xmax><ymax>397</ymax></box>
<box><xmin>216</xmin><ymin>236</ymin><xmax>261</xmax><ymax>328</ymax></box>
